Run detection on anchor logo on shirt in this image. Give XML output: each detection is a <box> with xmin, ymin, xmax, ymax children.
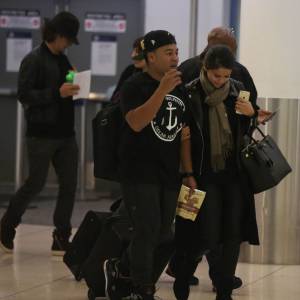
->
<box><xmin>151</xmin><ymin>94</ymin><xmax>185</xmax><ymax>142</ymax></box>
<box><xmin>166</xmin><ymin>102</ymin><xmax>177</xmax><ymax>131</ymax></box>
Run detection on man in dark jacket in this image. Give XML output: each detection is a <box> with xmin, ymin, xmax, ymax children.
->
<box><xmin>179</xmin><ymin>27</ymin><xmax>258</xmax><ymax>107</ymax></box>
<box><xmin>178</xmin><ymin>27</ymin><xmax>271</xmax><ymax>123</ymax></box>
<box><xmin>0</xmin><ymin>11</ymin><xmax>80</xmax><ymax>256</ymax></box>
<box><xmin>110</xmin><ymin>36</ymin><xmax>146</xmax><ymax>103</ymax></box>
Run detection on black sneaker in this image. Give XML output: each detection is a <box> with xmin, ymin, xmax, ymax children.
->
<box><xmin>104</xmin><ymin>258</ymin><xmax>121</xmax><ymax>300</ymax></box>
<box><xmin>122</xmin><ymin>292</ymin><xmax>154</xmax><ymax>300</ymax></box>
<box><xmin>215</xmin><ymin>295</ymin><xmax>232</xmax><ymax>300</ymax></box>
<box><xmin>0</xmin><ymin>218</ymin><xmax>15</xmax><ymax>253</ymax></box>
<box><xmin>88</xmin><ymin>288</ymin><xmax>106</xmax><ymax>300</ymax></box>
<box><xmin>173</xmin><ymin>279</ymin><xmax>190</xmax><ymax>300</ymax></box>
<box><xmin>122</xmin><ymin>285</ymin><xmax>155</xmax><ymax>300</ymax></box>
<box><xmin>122</xmin><ymin>292</ymin><xmax>145</xmax><ymax>300</ymax></box>
<box><xmin>51</xmin><ymin>230</ymin><xmax>70</xmax><ymax>256</ymax></box>
<box><xmin>166</xmin><ymin>265</ymin><xmax>199</xmax><ymax>286</ymax></box>
<box><xmin>232</xmin><ymin>276</ymin><xmax>243</xmax><ymax>289</ymax></box>
<box><xmin>212</xmin><ymin>276</ymin><xmax>243</xmax><ymax>292</ymax></box>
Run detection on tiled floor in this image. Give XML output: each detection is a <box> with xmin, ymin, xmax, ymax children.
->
<box><xmin>0</xmin><ymin>224</ymin><xmax>300</xmax><ymax>300</ymax></box>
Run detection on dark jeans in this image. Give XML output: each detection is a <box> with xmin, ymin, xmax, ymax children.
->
<box><xmin>206</xmin><ymin>245</ymin><xmax>222</xmax><ymax>282</ymax></box>
<box><xmin>120</xmin><ymin>183</ymin><xmax>179</xmax><ymax>286</ymax></box>
<box><xmin>3</xmin><ymin>137</ymin><xmax>78</xmax><ymax>235</ymax></box>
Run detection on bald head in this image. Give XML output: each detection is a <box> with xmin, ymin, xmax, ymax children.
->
<box><xmin>207</xmin><ymin>27</ymin><xmax>237</xmax><ymax>54</ymax></box>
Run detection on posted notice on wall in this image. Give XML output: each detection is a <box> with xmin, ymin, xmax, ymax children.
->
<box><xmin>84</xmin><ymin>12</ymin><xmax>126</xmax><ymax>33</ymax></box>
<box><xmin>0</xmin><ymin>9</ymin><xmax>40</xmax><ymax>29</ymax></box>
<box><xmin>91</xmin><ymin>35</ymin><xmax>117</xmax><ymax>76</ymax></box>
<box><xmin>6</xmin><ymin>32</ymin><xmax>32</xmax><ymax>72</ymax></box>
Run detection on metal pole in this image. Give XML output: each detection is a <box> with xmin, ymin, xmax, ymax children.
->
<box><xmin>79</xmin><ymin>101</ymin><xmax>86</xmax><ymax>200</ymax></box>
<box><xmin>189</xmin><ymin>0</ymin><xmax>199</xmax><ymax>57</ymax></box>
<box><xmin>15</xmin><ymin>101</ymin><xmax>24</xmax><ymax>191</ymax></box>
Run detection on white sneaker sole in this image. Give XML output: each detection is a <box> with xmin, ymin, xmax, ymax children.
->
<box><xmin>104</xmin><ymin>260</ymin><xmax>111</xmax><ymax>300</ymax></box>
<box><xmin>0</xmin><ymin>240</ymin><xmax>13</xmax><ymax>253</ymax></box>
<box><xmin>51</xmin><ymin>250</ymin><xmax>65</xmax><ymax>256</ymax></box>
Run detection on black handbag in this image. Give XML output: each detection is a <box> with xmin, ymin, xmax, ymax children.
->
<box><xmin>241</xmin><ymin>126</ymin><xmax>292</xmax><ymax>193</ymax></box>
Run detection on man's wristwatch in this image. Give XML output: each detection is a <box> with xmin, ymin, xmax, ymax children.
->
<box><xmin>182</xmin><ymin>172</ymin><xmax>194</xmax><ymax>178</ymax></box>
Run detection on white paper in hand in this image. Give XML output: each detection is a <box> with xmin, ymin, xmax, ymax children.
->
<box><xmin>73</xmin><ymin>70</ymin><xmax>91</xmax><ymax>100</ymax></box>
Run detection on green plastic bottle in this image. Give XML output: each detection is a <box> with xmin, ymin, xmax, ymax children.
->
<box><xmin>66</xmin><ymin>70</ymin><xmax>75</xmax><ymax>83</ymax></box>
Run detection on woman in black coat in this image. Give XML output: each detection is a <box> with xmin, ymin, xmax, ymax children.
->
<box><xmin>173</xmin><ymin>45</ymin><xmax>259</xmax><ymax>300</ymax></box>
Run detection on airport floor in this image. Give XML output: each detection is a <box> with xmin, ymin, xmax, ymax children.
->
<box><xmin>0</xmin><ymin>224</ymin><xmax>300</xmax><ymax>300</ymax></box>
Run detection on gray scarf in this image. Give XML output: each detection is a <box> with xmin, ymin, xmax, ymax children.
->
<box><xmin>199</xmin><ymin>69</ymin><xmax>233</xmax><ymax>172</ymax></box>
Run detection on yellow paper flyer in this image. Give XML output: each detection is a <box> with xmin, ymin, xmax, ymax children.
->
<box><xmin>176</xmin><ymin>184</ymin><xmax>206</xmax><ymax>221</ymax></box>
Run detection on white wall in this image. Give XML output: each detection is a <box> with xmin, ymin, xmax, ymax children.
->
<box><xmin>239</xmin><ymin>0</ymin><xmax>300</xmax><ymax>98</ymax></box>
<box><xmin>145</xmin><ymin>0</ymin><xmax>229</xmax><ymax>63</ymax></box>
<box><xmin>145</xmin><ymin>0</ymin><xmax>190</xmax><ymax>63</ymax></box>
<box><xmin>197</xmin><ymin>0</ymin><xmax>230</xmax><ymax>53</ymax></box>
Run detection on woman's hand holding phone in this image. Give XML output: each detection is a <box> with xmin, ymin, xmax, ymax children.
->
<box><xmin>258</xmin><ymin>109</ymin><xmax>277</xmax><ymax>124</ymax></box>
<box><xmin>236</xmin><ymin>90</ymin><xmax>254</xmax><ymax>116</ymax></box>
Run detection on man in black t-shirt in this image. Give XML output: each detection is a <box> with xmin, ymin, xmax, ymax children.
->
<box><xmin>103</xmin><ymin>30</ymin><xmax>196</xmax><ymax>300</ymax></box>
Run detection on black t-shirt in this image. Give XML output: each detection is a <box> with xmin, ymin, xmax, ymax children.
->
<box><xmin>119</xmin><ymin>72</ymin><xmax>189</xmax><ymax>188</ymax></box>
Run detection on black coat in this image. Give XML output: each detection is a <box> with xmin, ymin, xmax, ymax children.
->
<box><xmin>179</xmin><ymin>55</ymin><xmax>259</xmax><ymax>110</ymax></box>
<box><xmin>18</xmin><ymin>42</ymin><xmax>74</xmax><ymax>138</ymax></box>
<box><xmin>185</xmin><ymin>78</ymin><xmax>260</xmax><ymax>245</ymax></box>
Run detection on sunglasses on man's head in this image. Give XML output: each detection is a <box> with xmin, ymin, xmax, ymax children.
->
<box><xmin>132</xmin><ymin>53</ymin><xmax>144</xmax><ymax>61</ymax></box>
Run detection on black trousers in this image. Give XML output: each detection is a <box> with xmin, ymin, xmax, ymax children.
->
<box><xmin>3</xmin><ymin>137</ymin><xmax>78</xmax><ymax>235</ymax></box>
<box><xmin>173</xmin><ymin>180</ymin><xmax>244</xmax><ymax>291</ymax></box>
<box><xmin>206</xmin><ymin>245</ymin><xmax>223</xmax><ymax>282</ymax></box>
<box><xmin>120</xmin><ymin>183</ymin><xmax>179</xmax><ymax>287</ymax></box>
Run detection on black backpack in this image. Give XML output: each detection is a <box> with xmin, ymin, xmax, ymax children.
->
<box><xmin>92</xmin><ymin>102</ymin><xmax>123</xmax><ymax>181</ymax></box>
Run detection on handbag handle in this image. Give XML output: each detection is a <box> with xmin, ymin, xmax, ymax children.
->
<box><xmin>244</xmin><ymin>127</ymin><xmax>274</xmax><ymax>167</ymax></box>
<box><xmin>254</xmin><ymin>126</ymin><xmax>266</xmax><ymax>138</ymax></box>
<box><xmin>246</xmin><ymin>125</ymin><xmax>266</xmax><ymax>144</ymax></box>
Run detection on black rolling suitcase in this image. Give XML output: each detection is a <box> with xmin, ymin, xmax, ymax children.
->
<box><xmin>82</xmin><ymin>214</ymin><xmax>133</xmax><ymax>299</ymax></box>
<box><xmin>82</xmin><ymin>214</ymin><xmax>175</xmax><ymax>299</ymax></box>
<box><xmin>63</xmin><ymin>211</ymin><xmax>112</xmax><ymax>281</ymax></box>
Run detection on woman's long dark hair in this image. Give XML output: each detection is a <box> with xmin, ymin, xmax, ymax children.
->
<box><xmin>203</xmin><ymin>45</ymin><xmax>235</xmax><ymax>70</ymax></box>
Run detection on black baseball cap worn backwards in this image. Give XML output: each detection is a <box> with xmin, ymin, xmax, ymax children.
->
<box><xmin>141</xmin><ymin>30</ymin><xmax>176</xmax><ymax>54</ymax></box>
<box><xmin>50</xmin><ymin>11</ymin><xmax>80</xmax><ymax>44</ymax></box>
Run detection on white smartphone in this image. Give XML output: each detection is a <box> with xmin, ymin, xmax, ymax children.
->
<box><xmin>236</xmin><ymin>90</ymin><xmax>250</xmax><ymax>114</ymax></box>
